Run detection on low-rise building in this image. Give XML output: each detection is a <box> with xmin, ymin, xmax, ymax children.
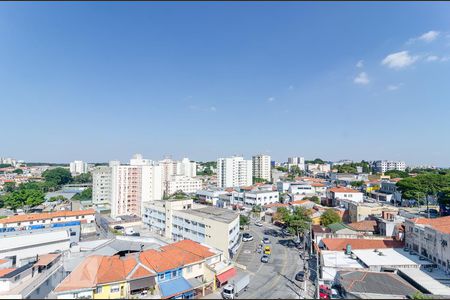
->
<box><xmin>195</xmin><ymin>190</ymin><xmax>229</xmax><ymax>206</ymax></box>
<box><xmin>0</xmin><ymin>209</ymin><xmax>96</xmax><ymax>229</ymax></box>
<box><xmin>404</xmin><ymin>216</ymin><xmax>450</xmax><ymax>273</ymax></box>
<box><xmin>327</xmin><ymin>187</ymin><xmax>363</xmax><ymax>206</ymax></box>
<box><xmin>142</xmin><ymin>199</ymin><xmax>240</xmax><ymax>259</ymax></box>
<box><xmin>54</xmin><ymin>240</ymin><xmax>228</xmax><ymax>299</ymax></box>
<box><xmin>336</xmin><ymin>270</ymin><xmax>418</xmax><ymax>299</ymax></box>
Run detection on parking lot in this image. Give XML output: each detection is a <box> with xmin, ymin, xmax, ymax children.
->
<box><xmin>232</xmin><ymin>221</ymin><xmax>315</xmax><ymax>299</ymax></box>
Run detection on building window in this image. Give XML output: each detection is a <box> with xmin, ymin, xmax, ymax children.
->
<box><xmin>172</xmin><ymin>270</ymin><xmax>177</xmax><ymax>277</ymax></box>
<box><xmin>96</xmin><ymin>286</ymin><xmax>102</xmax><ymax>293</ymax></box>
<box><xmin>14</xmin><ymin>275</ymin><xmax>20</xmax><ymax>281</ymax></box>
<box><xmin>110</xmin><ymin>285</ymin><xmax>120</xmax><ymax>293</ymax></box>
<box><xmin>159</xmin><ymin>273</ymin><xmax>165</xmax><ymax>280</ymax></box>
<box><xmin>186</xmin><ymin>266</ymin><xmax>193</xmax><ymax>273</ymax></box>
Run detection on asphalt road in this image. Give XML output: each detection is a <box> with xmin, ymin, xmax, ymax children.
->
<box><xmin>232</xmin><ymin>221</ymin><xmax>315</xmax><ymax>299</ymax></box>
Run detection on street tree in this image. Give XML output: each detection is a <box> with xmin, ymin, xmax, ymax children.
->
<box><xmin>320</xmin><ymin>209</ymin><xmax>341</xmax><ymax>226</ymax></box>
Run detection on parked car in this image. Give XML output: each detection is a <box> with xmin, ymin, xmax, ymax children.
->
<box><xmin>113</xmin><ymin>225</ymin><xmax>124</xmax><ymax>230</ymax></box>
<box><xmin>242</xmin><ymin>233</ymin><xmax>254</xmax><ymax>242</ymax></box>
<box><xmin>319</xmin><ymin>284</ymin><xmax>331</xmax><ymax>299</ymax></box>
<box><xmin>264</xmin><ymin>246</ymin><xmax>271</xmax><ymax>255</ymax></box>
<box><xmin>331</xmin><ymin>288</ymin><xmax>340</xmax><ymax>299</ymax></box>
<box><xmin>262</xmin><ymin>237</ymin><xmax>270</xmax><ymax>244</ymax></box>
<box><xmin>295</xmin><ymin>271</ymin><xmax>305</xmax><ymax>282</ymax></box>
<box><xmin>261</xmin><ymin>254</ymin><xmax>269</xmax><ymax>263</ymax></box>
<box><xmin>255</xmin><ymin>221</ymin><xmax>263</xmax><ymax>227</ymax></box>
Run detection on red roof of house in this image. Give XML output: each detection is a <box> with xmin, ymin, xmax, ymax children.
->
<box><xmin>410</xmin><ymin>216</ymin><xmax>450</xmax><ymax>234</ymax></box>
<box><xmin>329</xmin><ymin>187</ymin><xmax>361</xmax><ymax>194</ymax></box>
<box><xmin>348</xmin><ymin>220</ymin><xmax>378</xmax><ymax>232</ymax></box>
<box><xmin>0</xmin><ymin>209</ymin><xmax>96</xmax><ymax>224</ymax></box>
<box><xmin>322</xmin><ymin>238</ymin><xmax>404</xmax><ymax>251</ymax></box>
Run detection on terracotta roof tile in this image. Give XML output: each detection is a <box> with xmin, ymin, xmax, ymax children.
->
<box><xmin>0</xmin><ymin>268</ymin><xmax>16</xmax><ymax>277</ymax></box>
<box><xmin>329</xmin><ymin>187</ymin><xmax>361</xmax><ymax>194</ymax></box>
<box><xmin>322</xmin><ymin>238</ymin><xmax>404</xmax><ymax>251</ymax></box>
<box><xmin>348</xmin><ymin>220</ymin><xmax>378</xmax><ymax>232</ymax></box>
<box><xmin>130</xmin><ymin>266</ymin><xmax>152</xmax><ymax>279</ymax></box>
<box><xmin>0</xmin><ymin>209</ymin><xmax>95</xmax><ymax>224</ymax></box>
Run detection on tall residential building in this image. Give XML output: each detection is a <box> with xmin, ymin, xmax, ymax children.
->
<box><xmin>216</xmin><ymin>156</ymin><xmax>252</xmax><ymax>188</ymax></box>
<box><xmin>69</xmin><ymin>160</ymin><xmax>88</xmax><ymax>175</ymax></box>
<box><xmin>92</xmin><ymin>165</ymin><xmax>112</xmax><ymax>205</ymax></box>
<box><xmin>288</xmin><ymin>156</ymin><xmax>305</xmax><ymax>171</ymax></box>
<box><xmin>374</xmin><ymin>160</ymin><xmax>406</xmax><ymax>173</ymax></box>
<box><xmin>110</xmin><ymin>154</ymin><xmax>162</xmax><ymax>218</ymax></box>
<box><xmin>252</xmin><ymin>154</ymin><xmax>271</xmax><ymax>182</ymax></box>
<box><xmin>159</xmin><ymin>157</ymin><xmax>197</xmax><ymax>196</ymax></box>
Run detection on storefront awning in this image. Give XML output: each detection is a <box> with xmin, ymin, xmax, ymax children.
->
<box><xmin>159</xmin><ymin>277</ymin><xmax>193</xmax><ymax>299</ymax></box>
<box><xmin>216</xmin><ymin>267</ymin><xmax>236</xmax><ymax>284</ymax></box>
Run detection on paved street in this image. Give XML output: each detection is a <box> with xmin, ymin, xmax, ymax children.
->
<box><xmin>232</xmin><ymin>221</ymin><xmax>315</xmax><ymax>299</ymax></box>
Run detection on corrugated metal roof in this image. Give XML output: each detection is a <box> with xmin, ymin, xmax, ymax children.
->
<box><xmin>159</xmin><ymin>277</ymin><xmax>193</xmax><ymax>298</ymax></box>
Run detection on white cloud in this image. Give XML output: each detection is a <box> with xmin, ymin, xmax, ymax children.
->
<box><xmin>441</xmin><ymin>56</ymin><xmax>450</xmax><ymax>62</ymax></box>
<box><xmin>382</xmin><ymin>51</ymin><xmax>418</xmax><ymax>69</ymax></box>
<box><xmin>210</xmin><ymin>106</ymin><xmax>217</xmax><ymax>112</ymax></box>
<box><xmin>353</xmin><ymin>72</ymin><xmax>370</xmax><ymax>85</ymax></box>
<box><xmin>426</xmin><ymin>55</ymin><xmax>439</xmax><ymax>62</ymax></box>
<box><xmin>418</xmin><ymin>30</ymin><xmax>440</xmax><ymax>42</ymax></box>
<box><xmin>387</xmin><ymin>84</ymin><xmax>402</xmax><ymax>91</ymax></box>
<box><xmin>356</xmin><ymin>60</ymin><xmax>364</xmax><ymax>68</ymax></box>
<box><xmin>267</xmin><ymin>97</ymin><xmax>275</xmax><ymax>102</ymax></box>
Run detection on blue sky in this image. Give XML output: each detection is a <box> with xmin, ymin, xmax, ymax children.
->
<box><xmin>1</xmin><ymin>2</ymin><xmax>450</xmax><ymax>166</ymax></box>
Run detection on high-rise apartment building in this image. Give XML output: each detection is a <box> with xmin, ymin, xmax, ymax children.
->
<box><xmin>374</xmin><ymin>160</ymin><xmax>406</xmax><ymax>173</ymax></box>
<box><xmin>69</xmin><ymin>160</ymin><xmax>88</xmax><ymax>175</ymax></box>
<box><xmin>159</xmin><ymin>157</ymin><xmax>197</xmax><ymax>196</ymax></box>
<box><xmin>252</xmin><ymin>154</ymin><xmax>271</xmax><ymax>182</ymax></box>
<box><xmin>217</xmin><ymin>156</ymin><xmax>252</xmax><ymax>188</ymax></box>
<box><xmin>91</xmin><ymin>154</ymin><xmax>162</xmax><ymax>218</ymax></box>
<box><xmin>92</xmin><ymin>165</ymin><xmax>112</xmax><ymax>206</ymax></box>
<box><xmin>288</xmin><ymin>156</ymin><xmax>305</xmax><ymax>171</ymax></box>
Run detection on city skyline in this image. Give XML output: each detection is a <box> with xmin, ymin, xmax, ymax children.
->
<box><xmin>1</xmin><ymin>2</ymin><xmax>450</xmax><ymax>166</ymax></box>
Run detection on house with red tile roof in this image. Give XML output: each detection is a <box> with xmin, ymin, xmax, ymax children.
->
<box><xmin>327</xmin><ymin>186</ymin><xmax>364</xmax><ymax>205</ymax></box>
<box><xmin>54</xmin><ymin>239</ymin><xmax>226</xmax><ymax>299</ymax></box>
<box><xmin>404</xmin><ymin>216</ymin><xmax>450</xmax><ymax>273</ymax></box>
<box><xmin>0</xmin><ymin>209</ymin><xmax>96</xmax><ymax>228</ymax></box>
<box><xmin>321</xmin><ymin>238</ymin><xmax>404</xmax><ymax>251</ymax></box>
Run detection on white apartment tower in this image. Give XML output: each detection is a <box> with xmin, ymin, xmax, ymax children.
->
<box><xmin>159</xmin><ymin>157</ymin><xmax>197</xmax><ymax>196</ymax></box>
<box><xmin>69</xmin><ymin>160</ymin><xmax>88</xmax><ymax>175</ymax></box>
<box><xmin>374</xmin><ymin>160</ymin><xmax>406</xmax><ymax>173</ymax></box>
<box><xmin>217</xmin><ymin>156</ymin><xmax>253</xmax><ymax>188</ymax></box>
<box><xmin>288</xmin><ymin>156</ymin><xmax>305</xmax><ymax>171</ymax></box>
<box><xmin>252</xmin><ymin>154</ymin><xmax>271</xmax><ymax>182</ymax></box>
<box><xmin>92</xmin><ymin>166</ymin><xmax>112</xmax><ymax>205</ymax></box>
<box><xmin>100</xmin><ymin>154</ymin><xmax>163</xmax><ymax>218</ymax></box>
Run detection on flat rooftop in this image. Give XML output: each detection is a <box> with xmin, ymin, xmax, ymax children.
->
<box><xmin>352</xmin><ymin>248</ymin><xmax>431</xmax><ymax>267</ymax></box>
<box><xmin>184</xmin><ymin>206</ymin><xmax>239</xmax><ymax>224</ymax></box>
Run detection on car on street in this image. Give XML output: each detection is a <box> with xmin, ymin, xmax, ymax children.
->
<box><xmin>295</xmin><ymin>271</ymin><xmax>305</xmax><ymax>282</ymax></box>
<box><xmin>113</xmin><ymin>225</ymin><xmax>124</xmax><ymax>230</ymax></box>
<box><xmin>319</xmin><ymin>285</ymin><xmax>331</xmax><ymax>299</ymax></box>
<box><xmin>242</xmin><ymin>233</ymin><xmax>254</xmax><ymax>242</ymax></box>
<box><xmin>254</xmin><ymin>221</ymin><xmax>263</xmax><ymax>227</ymax></box>
<box><xmin>264</xmin><ymin>246</ymin><xmax>271</xmax><ymax>255</ymax></box>
<box><xmin>331</xmin><ymin>288</ymin><xmax>340</xmax><ymax>299</ymax></box>
<box><xmin>262</xmin><ymin>237</ymin><xmax>270</xmax><ymax>244</ymax></box>
<box><xmin>261</xmin><ymin>254</ymin><xmax>269</xmax><ymax>263</ymax></box>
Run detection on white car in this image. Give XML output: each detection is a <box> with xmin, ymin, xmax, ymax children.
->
<box><xmin>254</xmin><ymin>221</ymin><xmax>263</xmax><ymax>227</ymax></box>
<box><xmin>242</xmin><ymin>233</ymin><xmax>254</xmax><ymax>242</ymax></box>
